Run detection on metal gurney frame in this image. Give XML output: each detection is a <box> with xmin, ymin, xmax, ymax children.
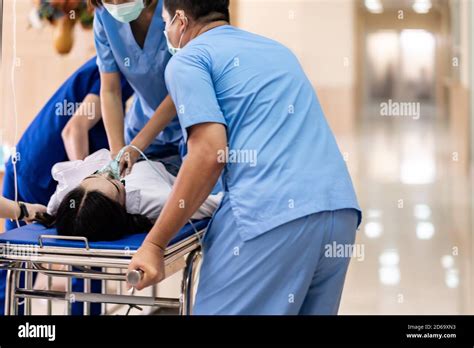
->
<box><xmin>0</xmin><ymin>220</ymin><xmax>208</xmax><ymax>315</ymax></box>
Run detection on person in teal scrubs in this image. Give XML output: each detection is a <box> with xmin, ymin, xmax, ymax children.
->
<box><xmin>128</xmin><ymin>0</ymin><xmax>362</xmax><ymax>315</ymax></box>
<box><xmin>90</xmin><ymin>0</ymin><xmax>183</xmax><ymax>173</ymax></box>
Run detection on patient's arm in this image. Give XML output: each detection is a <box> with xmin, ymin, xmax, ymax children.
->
<box><xmin>62</xmin><ymin>94</ymin><xmax>102</xmax><ymax>161</ymax></box>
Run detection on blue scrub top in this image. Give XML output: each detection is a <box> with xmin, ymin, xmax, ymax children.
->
<box><xmin>93</xmin><ymin>0</ymin><xmax>182</xmax><ymax>155</ymax></box>
<box><xmin>165</xmin><ymin>26</ymin><xmax>362</xmax><ymax>241</ymax></box>
<box><xmin>3</xmin><ymin>56</ymin><xmax>133</xmax><ymax>206</ymax></box>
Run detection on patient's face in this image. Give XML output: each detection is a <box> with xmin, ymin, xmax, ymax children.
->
<box><xmin>81</xmin><ymin>173</ymin><xmax>126</xmax><ymax>206</ymax></box>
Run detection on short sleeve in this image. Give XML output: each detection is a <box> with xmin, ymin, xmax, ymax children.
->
<box><xmin>165</xmin><ymin>47</ymin><xmax>227</xmax><ymax>141</ymax></box>
<box><xmin>93</xmin><ymin>10</ymin><xmax>119</xmax><ymax>73</ymax></box>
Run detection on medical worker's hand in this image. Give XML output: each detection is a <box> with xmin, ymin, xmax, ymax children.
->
<box><xmin>119</xmin><ymin>147</ymin><xmax>141</xmax><ymax>177</ymax></box>
<box><xmin>127</xmin><ymin>241</ymin><xmax>165</xmax><ymax>291</ymax></box>
<box><xmin>24</xmin><ymin>203</ymin><xmax>47</xmax><ymax>223</ymax></box>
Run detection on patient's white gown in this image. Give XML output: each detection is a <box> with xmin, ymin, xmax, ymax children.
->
<box><xmin>47</xmin><ymin>149</ymin><xmax>222</xmax><ymax>222</ymax></box>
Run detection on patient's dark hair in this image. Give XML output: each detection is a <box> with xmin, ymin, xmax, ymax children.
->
<box><xmin>164</xmin><ymin>0</ymin><xmax>230</xmax><ymax>23</ymax></box>
<box><xmin>36</xmin><ymin>187</ymin><xmax>153</xmax><ymax>242</ymax></box>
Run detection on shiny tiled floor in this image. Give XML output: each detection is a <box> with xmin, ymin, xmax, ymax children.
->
<box><xmin>339</xmin><ymin>108</ymin><xmax>473</xmax><ymax>314</ymax></box>
<box><xmin>19</xmin><ymin>105</ymin><xmax>474</xmax><ymax>316</ymax></box>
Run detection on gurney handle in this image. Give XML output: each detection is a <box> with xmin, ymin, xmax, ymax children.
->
<box><xmin>38</xmin><ymin>234</ymin><xmax>90</xmax><ymax>249</ymax></box>
<box><xmin>126</xmin><ymin>269</ymin><xmax>144</xmax><ymax>286</ymax></box>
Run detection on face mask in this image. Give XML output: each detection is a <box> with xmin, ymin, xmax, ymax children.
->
<box><xmin>97</xmin><ymin>146</ymin><xmax>129</xmax><ymax>180</ymax></box>
<box><xmin>97</xmin><ymin>159</ymin><xmax>121</xmax><ymax>180</ymax></box>
<box><xmin>164</xmin><ymin>14</ymin><xmax>186</xmax><ymax>55</ymax></box>
<box><xmin>103</xmin><ymin>0</ymin><xmax>145</xmax><ymax>23</ymax></box>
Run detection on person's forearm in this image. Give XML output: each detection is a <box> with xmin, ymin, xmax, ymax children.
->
<box><xmin>62</xmin><ymin>127</ymin><xmax>90</xmax><ymax>161</ymax></box>
<box><xmin>144</xmin><ymin>138</ymin><xmax>225</xmax><ymax>249</ymax></box>
<box><xmin>0</xmin><ymin>197</ymin><xmax>20</xmax><ymax>220</ymax></box>
<box><xmin>101</xmin><ymin>91</ymin><xmax>125</xmax><ymax>156</ymax></box>
<box><xmin>131</xmin><ymin>95</ymin><xmax>176</xmax><ymax>151</ymax></box>
<box><xmin>62</xmin><ymin>94</ymin><xmax>102</xmax><ymax>160</ymax></box>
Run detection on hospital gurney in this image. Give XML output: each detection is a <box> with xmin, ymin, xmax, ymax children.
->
<box><xmin>0</xmin><ymin>219</ymin><xmax>209</xmax><ymax>315</ymax></box>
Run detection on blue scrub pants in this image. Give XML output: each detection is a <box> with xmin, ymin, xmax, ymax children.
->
<box><xmin>193</xmin><ymin>200</ymin><xmax>359</xmax><ymax>315</ymax></box>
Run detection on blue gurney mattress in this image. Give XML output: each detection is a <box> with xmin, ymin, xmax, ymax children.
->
<box><xmin>0</xmin><ymin>219</ymin><xmax>210</xmax><ymax>250</ymax></box>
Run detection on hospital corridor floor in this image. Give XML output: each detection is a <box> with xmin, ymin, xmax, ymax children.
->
<box><xmin>12</xmin><ymin>111</ymin><xmax>474</xmax><ymax>316</ymax></box>
<box><xmin>338</xmin><ymin>114</ymin><xmax>472</xmax><ymax>314</ymax></box>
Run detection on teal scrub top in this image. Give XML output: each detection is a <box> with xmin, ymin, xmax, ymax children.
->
<box><xmin>165</xmin><ymin>25</ymin><xmax>362</xmax><ymax>241</ymax></box>
<box><xmin>93</xmin><ymin>0</ymin><xmax>182</xmax><ymax>155</ymax></box>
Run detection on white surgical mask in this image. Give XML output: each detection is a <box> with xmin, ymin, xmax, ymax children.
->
<box><xmin>164</xmin><ymin>13</ymin><xmax>186</xmax><ymax>55</ymax></box>
<box><xmin>103</xmin><ymin>0</ymin><xmax>145</xmax><ymax>23</ymax></box>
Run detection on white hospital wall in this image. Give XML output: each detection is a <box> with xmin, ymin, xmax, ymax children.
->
<box><xmin>0</xmin><ymin>0</ymin><xmax>357</xmax><ymax>145</ymax></box>
<box><xmin>0</xmin><ymin>0</ymin><xmax>96</xmax><ymax>148</ymax></box>
<box><xmin>232</xmin><ymin>0</ymin><xmax>357</xmax><ymax>135</ymax></box>
<box><xmin>0</xmin><ymin>0</ymin><xmax>96</xmax><ymax>231</ymax></box>
<box><xmin>458</xmin><ymin>0</ymin><xmax>470</xmax><ymax>89</ymax></box>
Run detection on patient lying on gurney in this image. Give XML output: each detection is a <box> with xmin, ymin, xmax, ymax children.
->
<box><xmin>37</xmin><ymin>149</ymin><xmax>222</xmax><ymax>242</ymax></box>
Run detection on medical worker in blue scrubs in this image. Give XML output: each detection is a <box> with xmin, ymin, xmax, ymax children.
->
<box><xmin>90</xmin><ymin>0</ymin><xmax>183</xmax><ymax>174</ymax></box>
<box><xmin>1</xmin><ymin>56</ymin><xmax>133</xmax><ymax>316</ymax></box>
<box><xmin>129</xmin><ymin>0</ymin><xmax>362</xmax><ymax>315</ymax></box>
<box><xmin>3</xmin><ymin>56</ymin><xmax>133</xmax><ymax>231</ymax></box>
